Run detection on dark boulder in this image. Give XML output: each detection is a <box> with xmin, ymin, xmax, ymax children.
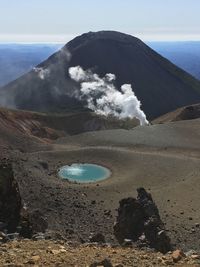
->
<box><xmin>114</xmin><ymin>188</ymin><xmax>171</xmax><ymax>253</ymax></box>
<box><xmin>89</xmin><ymin>233</ymin><xmax>106</xmax><ymax>243</ymax></box>
<box><xmin>0</xmin><ymin>161</ymin><xmax>22</xmax><ymax>233</ymax></box>
<box><xmin>90</xmin><ymin>258</ymin><xmax>113</xmax><ymax>267</ymax></box>
<box><xmin>0</xmin><ymin>160</ymin><xmax>49</xmax><ymax>239</ymax></box>
<box><xmin>113</xmin><ymin>197</ymin><xmax>144</xmax><ymax>243</ymax></box>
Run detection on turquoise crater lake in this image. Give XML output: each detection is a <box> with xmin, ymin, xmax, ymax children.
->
<box><xmin>58</xmin><ymin>163</ymin><xmax>111</xmax><ymax>183</ymax></box>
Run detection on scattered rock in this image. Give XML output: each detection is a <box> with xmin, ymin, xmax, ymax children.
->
<box><xmin>191</xmin><ymin>254</ymin><xmax>200</xmax><ymax>260</ymax></box>
<box><xmin>50</xmin><ymin>249</ymin><xmax>61</xmax><ymax>255</ymax></box>
<box><xmin>104</xmin><ymin>210</ymin><xmax>111</xmax><ymax>216</ymax></box>
<box><xmin>6</xmin><ymin>232</ymin><xmax>19</xmax><ymax>240</ymax></box>
<box><xmin>161</xmin><ymin>258</ymin><xmax>173</xmax><ymax>265</ymax></box>
<box><xmin>3</xmin><ymin>264</ymin><xmax>24</xmax><ymax>267</ymax></box>
<box><xmin>59</xmin><ymin>248</ymin><xmax>67</xmax><ymax>253</ymax></box>
<box><xmin>44</xmin><ymin>230</ymin><xmax>66</xmax><ymax>241</ymax></box>
<box><xmin>90</xmin><ymin>258</ymin><xmax>113</xmax><ymax>267</ymax></box>
<box><xmin>32</xmin><ymin>232</ymin><xmax>45</xmax><ymax>241</ymax></box>
<box><xmin>122</xmin><ymin>239</ymin><xmax>133</xmax><ymax>247</ymax></box>
<box><xmin>185</xmin><ymin>249</ymin><xmax>197</xmax><ymax>257</ymax></box>
<box><xmin>89</xmin><ymin>233</ymin><xmax>106</xmax><ymax>243</ymax></box>
<box><xmin>0</xmin><ymin>231</ymin><xmax>8</xmax><ymax>243</ymax></box>
<box><xmin>30</xmin><ymin>255</ymin><xmax>40</xmax><ymax>262</ymax></box>
<box><xmin>172</xmin><ymin>249</ymin><xmax>185</xmax><ymax>263</ymax></box>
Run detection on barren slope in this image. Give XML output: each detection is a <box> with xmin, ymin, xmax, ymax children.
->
<box><xmin>0</xmin><ymin>107</ymin><xmax>138</xmax><ymax>151</ymax></box>
<box><xmin>4</xmin><ymin>119</ymin><xmax>198</xmax><ymax>252</ymax></box>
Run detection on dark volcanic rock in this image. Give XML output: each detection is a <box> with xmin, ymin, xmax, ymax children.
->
<box><xmin>0</xmin><ymin>161</ymin><xmax>22</xmax><ymax>232</ymax></box>
<box><xmin>90</xmin><ymin>258</ymin><xmax>113</xmax><ymax>267</ymax></box>
<box><xmin>0</xmin><ymin>160</ymin><xmax>48</xmax><ymax>239</ymax></box>
<box><xmin>114</xmin><ymin>188</ymin><xmax>171</xmax><ymax>253</ymax></box>
<box><xmin>89</xmin><ymin>233</ymin><xmax>106</xmax><ymax>243</ymax></box>
<box><xmin>113</xmin><ymin>198</ymin><xmax>144</xmax><ymax>243</ymax></box>
<box><xmin>1</xmin><ymin>31</ymin><xmax>200</xmax><ymax>119</ymax></box>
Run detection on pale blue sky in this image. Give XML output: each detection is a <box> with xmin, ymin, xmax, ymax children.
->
<box><xmin>0</xmin><ymin>0</ymin><xmax>200</xmax><ymax>43</ymax></box>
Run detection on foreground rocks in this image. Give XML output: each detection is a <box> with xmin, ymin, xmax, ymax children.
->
<box><xmin>114</xmin><ymin>188</ymin><xmax>171</xmax><ymax>253</ymax></box>
<box><xmin>172</xmin><ymin>249</ymin><xmax>186</xmax><ymax>263</ymax></box>
<box><xmin>0</xmin><ymin>239</ymin><xmax>199</xmax><ymax>267</ymax></box>
<box><xmin>90</xmin><ymin>258</ymin><xmax>113</xmax><ymax>267</ymax></box>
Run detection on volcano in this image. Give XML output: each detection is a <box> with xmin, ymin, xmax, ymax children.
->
<box><xmin>1</xmin><ymin>31</ymin><xmax>200</xmax><ymax>119</ymax></box>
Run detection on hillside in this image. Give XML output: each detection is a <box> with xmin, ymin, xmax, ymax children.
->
<box><xmin>0</xmin><ymin>107</ymin><xmax>139</xmax><ymax>151</ymax></box>
<box><xmin>1</xmin><ymin>31</ymin><xmax>200</xmax><ymax>119</ymax></box>
<box><xmin>153</xmin><ymin>103</ymin><xmax>200</xmax><ymax>124</ymax></box>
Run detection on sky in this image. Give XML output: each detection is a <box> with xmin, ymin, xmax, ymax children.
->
<box><xmin>0</xmin><ymin>0</ymin><xmax>200</xmax><ymax>43</ymax></box>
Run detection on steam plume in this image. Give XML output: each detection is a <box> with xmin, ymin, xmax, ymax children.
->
<box><xmin>33</xmin><ymin>67</ymin><xmax>50</xmax><ymax>80</ymax></box>
<box><xmin>69</xmin><ymin>66</ymin><xmax>148</xmax><ymax>125</ymax></box>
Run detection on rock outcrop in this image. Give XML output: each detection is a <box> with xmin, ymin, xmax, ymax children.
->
<box><xmin>114</xmin><ymin>188</ymin><xmax>171</xmax><ymax>253</ymax></box>
<box><xmin>0</xmin><ymin>160</ymin><xmax>22</xmax><ymax>233</ymax></box>
<box><xmin>0</xmin><ymin>160</ymin><xmax>48</xmax><ymax>239</ymax></box>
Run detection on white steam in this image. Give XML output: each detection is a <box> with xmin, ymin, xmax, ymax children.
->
<box><xmin>33</xmin><ymin>67</ymin><xmax>50</xmax><ymax>80</ymax></box>
<box><xmin>69</xmin><ymin>66</ymin><xmax>148</xmax><ymax>125</ymax></box>
<box><xmin>63</xmin><ymin>164</ymin><xmax>85</xmax><ymax>176</ymax></box>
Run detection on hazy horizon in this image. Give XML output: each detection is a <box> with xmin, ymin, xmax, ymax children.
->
<box><xmin>1</xmin><ymin>37</ymin><xmax>200</xmax><ymax>45</ymax></box>
<box><xmin>1</xmin><ymin>0</ymin><xmax>200</xmax><ymax>43</ymax></box>
<box><xmin>1</xmin><ymin>32</ymin><xmax>200</xmax><ymax>44</ymax></box>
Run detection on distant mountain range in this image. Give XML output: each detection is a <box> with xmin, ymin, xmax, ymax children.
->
<box><xmin>0</xmin><ymin>44</ymin><xmax>62</xmax><ymax>86</ymax></box>
<box><xmin>1</xmin><ymin>31</ymin><xmax>200</xmax><ymax>119</ymax></box>
<box><xmin>148</xmin><ymin>41</ymin><xmax>200</xmax><ymax>80</ymax></box>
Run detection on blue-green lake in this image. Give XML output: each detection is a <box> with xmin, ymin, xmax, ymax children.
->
<box><xmin>58</xmin><ymin>163</ymin><xmax>111</xmax><ymax>183</ymax></box>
